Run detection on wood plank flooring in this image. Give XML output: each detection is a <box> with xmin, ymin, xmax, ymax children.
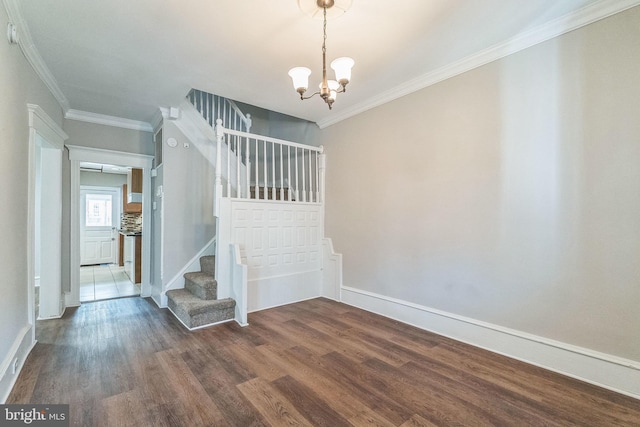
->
<box><xmin>7</xmin><ymin>297</ymin><xmax>640</xmax><ymax>426</ymax></box>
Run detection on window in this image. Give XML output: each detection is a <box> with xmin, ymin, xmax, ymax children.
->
<box><xmin>85</xmin><ymin>194</ymin><xmax>112</xmax><ymax>227</ymax></box>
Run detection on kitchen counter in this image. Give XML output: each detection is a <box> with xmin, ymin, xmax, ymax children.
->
<box><xmin>118</xmin><ymin>229</ymin><xmax>142</xmax><ymax>236</ymax></box>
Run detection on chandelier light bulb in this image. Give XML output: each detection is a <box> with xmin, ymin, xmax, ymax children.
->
<box><xmin>330</xmin><ymin>57</ymin><xmax>354</xmax><ymax>87</ymax></box>
<box><xmin>288</xmin><ymin>67</ymin><xmax>312</xmax><ymax>93</ymax></box>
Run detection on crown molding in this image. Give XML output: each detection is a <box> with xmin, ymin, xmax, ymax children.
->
<box><xmin>317</xmin><ymin>0</ymin><xmax>640</xmax><ymax>129</ymax></box>
<box><xmin>150</xmin><ymin>109</ymin><xmax>164</xmax><ymax>132</ymax></box>
<box><xmin>65</xmin><ymin>109</ymin><xmax>154</xmax><ymax>132</ymax></box>
<box><xmin>3</xmin><ymin>0</ymin><xmax>70</xmax><ymax>112</ymax></box>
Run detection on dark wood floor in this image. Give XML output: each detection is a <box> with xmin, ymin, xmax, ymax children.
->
<box><xmin>8</xmin><ymin>297</ymin><xmax>640</xmax><ymax>426</ymax></box>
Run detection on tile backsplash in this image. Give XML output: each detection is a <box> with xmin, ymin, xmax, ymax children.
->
<box><xmin>121</xmin><ymin>212</ymin><xmax>142</xmax><ymax>231</ymax></box>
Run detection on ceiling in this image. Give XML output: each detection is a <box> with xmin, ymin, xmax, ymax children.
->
<box><xmin>11</xmin><ymin>0</ymin><xmax>637</xmax><ymax>128</ymax></box>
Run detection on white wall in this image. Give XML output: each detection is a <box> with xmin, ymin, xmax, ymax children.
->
<box><xmin>160</xmin><ymin>120</ymin><xmax>216</xmax><ymax>289</ymax></box>
<box><xmin>0</xmin><ymin>3</ymin><xmax>64</xmax><ymax>402</ymax></box>
<box><xmin>322</xmin><ymin>6</ymin><xmax>640</xmax><ymax>382</ymax></box>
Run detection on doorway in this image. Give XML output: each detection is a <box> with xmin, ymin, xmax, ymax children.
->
<box><xmin>67</xmin><ymin>146</ymin><xmax>153</xmax><ymax>307</ymax></box>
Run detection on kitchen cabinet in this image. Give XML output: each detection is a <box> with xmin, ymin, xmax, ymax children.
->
<box><xmin>122</xmin><ymin>184</ymin><xmax>142</xmax><ymax>213</ymax></box>
<box><xmin>129</xmin><ymin>168</ymin><xmax>142</xmax><ymax>193</ymax></box>
<box><xmin>118</xmin><ymin>234</ymin><xmax>124</xmax><ymax>266</ymax></box>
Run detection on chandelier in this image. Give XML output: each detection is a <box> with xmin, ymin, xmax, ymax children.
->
<box><xmin>288</xmin><ymin>0</ymin><xmax>354</xmax><ymax>110</ymax></box>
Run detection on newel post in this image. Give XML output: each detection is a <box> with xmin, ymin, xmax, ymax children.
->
<box><xmin>245</xmin><ymin>113</ymin><xmax>252</xmax><ymax>133</ymax></box>
<box><xmin>214</xmin><ymin>118</ymin><xmax>224</xmax><ymax>217</ymax></box>
<box><xmin>318</xmin><ymin>145</ymin><xmax>326</xmax><ymax>203</ymax></box>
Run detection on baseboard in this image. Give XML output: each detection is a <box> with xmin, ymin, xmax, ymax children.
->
<box><xmin>64</xmin><ymin>292</ymin><xmax>80</xmax><ymax>308</ymax></box>
<box><xmin>0</xmin><ymin>325</ymin><xmax>36</xmax><ymax>403</ymax></box>
<box><xmin>341</xmin><ymin>286</ymin><xmax>640</xmax><ymax>399</ymax></box>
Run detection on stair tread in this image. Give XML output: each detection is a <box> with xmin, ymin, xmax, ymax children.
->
<box><xmin>166</xmin><ymin>289</ymin><xmax>235</xmax><ymax>316</ymax></box>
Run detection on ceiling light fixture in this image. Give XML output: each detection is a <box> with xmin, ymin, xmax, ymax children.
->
<box><xmin>288</xmin><ymin>0</ymin><xmax>354</xmax><ymax>110</ymax></box>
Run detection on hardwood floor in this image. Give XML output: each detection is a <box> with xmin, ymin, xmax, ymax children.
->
<box><xmin>8</xmin><ymin>297</ymin><xmax>640</xmax><ymax>426</ymax></box>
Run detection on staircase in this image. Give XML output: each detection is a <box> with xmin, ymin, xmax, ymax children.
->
<box><xmin>165</xmin><ymin>255</ymin><xmax>236</xmax><ymax>329</ymax></box>
<box><xmin>162</xmin><ymin>89</ymin><xmax>325</xmax><ymax>329</ymax></box>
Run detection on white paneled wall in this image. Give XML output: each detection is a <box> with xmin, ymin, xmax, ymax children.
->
<box><xmin>218</xmin><ymin>199</ymin><xmax>323</xmax><ymax>313</ymax></box>
<box><xmin>233</xmin><ymin>203</ymin><xmax>321</xmax><ymax>279</ymax></box>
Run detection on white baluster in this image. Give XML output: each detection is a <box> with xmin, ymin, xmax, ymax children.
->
<box><xmin>227</xmin><ymin>133</ymin><xmax>231</xmax><ymax>197</ymax></box>
<box><xmin>315</xmin><ymin>150</ymin><xmax>320</xmax><ymax>203</ymax></box>
<box><xmin>279</xmin><ymin>144</ymin><xmax>284</xmax><ymax>201</ymax></box>
<box><xmin>245</xmin><ymin>138</ymin><xmax>251</xmax><ymax>199</ymax></box>
<box><xmin>318</xmin><ymin>147</ymin><xmax>326</xmax><ymax>204</ymax></box>
<box><xmin>263</xmin><ymin>140</ymin><xmax>268</xmax><ymax>200</ymax></box>
<box><xmin>236</xmin><ymin>135</ymin><xmax>241</xmax><ymax>198</ymax></box>
<box><xmin>301</xmin><ymin>149</ymin><xmax>306</xmax><ymax>202</ymax></box>
<box><xmin>295</xmin><ymin>147</ymin><xmax>299</xmax><ymax>201</ymax></box>
<box><xmin>206</xmin><ymin>93</ymin><xmax>210</xmax><ymax>126</ymax></box>
<box><xmin>271</xmin><ymin>142</ymin><xmax>276</xmax><ymax>200</ymax></box>
<box><xmin>287</xmin><ymin>146</ymin><xmax>292</xmax><ymax>201</ymax></box>
<box><xmin>308</xmin><ymin>149</ymin><xmax>313</xmax><ymax>202</ymax></box>
<box><xmin>255</xmin><ymin>139</ymin><xmax>259</xmax><ymax>199</ymax></box>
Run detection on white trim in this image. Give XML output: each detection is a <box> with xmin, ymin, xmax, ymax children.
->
<box><xmin>150</xmin><ymin>109</ymin><xmax>164</xmax><ymax>133</ymax></box>
<box><xmin>0</xmin><ymin>325</ymin><xmax>35</xmax><ymax>404</ymax></box>
<box><xmin>165</xmin><ymin>306</ymin><xmax>236</xmax><ymax>331</ymax></box>
<box><xmin>27</xmin><ymin>104</ymin><xmax>66</xmax><ymax>339</ymax></box>
<box><xmin>321</xmin><ymin>238</ymin><xmax>342</xmax><ymax>300</ymax></box>
<box><xmin>341</xmin><ymin>286</ymin><xmax>640</xmax><ymax>399</ymax></box>
<box><xmin>3</xmin><ymin>0</ymin><xmax>70</xmax><ymax>112</ymax></box>
<box><xmin>316</xmin><ymin>0</ymin><xmax>640</xmax><ymax>129</ymax></box>
<box><xmin>27</xmin><ymin>105</ymin><xmax>68</xmax><ymax>146</ymax></box>
<box><xmin>65</xmin><ymin>109</ymin><xmax>154</xmax><ymax>132</ymax></box>
<box><xmin>37</xmin><ymin>306</ymin><xmax>66</xmax><ymax>321</ymax></box>
<box><xmin>67</xmin><ymin>145</ymin><xmax>153</xmax><ymax>168</ymax></box>
<box><xmin>66</xmin><ymin>146</ymin><xmax>154</xmax><ymax>307</ymax></box>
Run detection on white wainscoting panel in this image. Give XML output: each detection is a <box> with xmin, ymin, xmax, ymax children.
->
<box><xmin>218</xmin><ymin>199</ymin><xmax>324</xmax><ymax>313</ymax></box>
<box><xmin>232</xmin><ymin>202</ymin><xmax>322</xmax><ymax>280</ymax></box>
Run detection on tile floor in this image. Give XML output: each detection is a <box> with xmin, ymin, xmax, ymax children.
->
<box><xmin>80</xmin><ymin>264</ymin><xmax>140</xmax><ymax>302</ymax></box>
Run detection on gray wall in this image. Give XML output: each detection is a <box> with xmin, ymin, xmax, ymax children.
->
<box><xmin>80</xmin><ymin>171</ymin><xmax>127</xmax><ymax>188</ymax></box>
<box><xmin>321</xmin><ymin>7</ymin><xmax>640</xmax><ymax>362</ymax></box>
<box><xmin>62</xmin><ymin>120</ymin><xmax>153</xmax><ymax>292</ymax></box>
<box><xmin>0</xmin><ymin>2</ymin><xmax>63</xmax><ymax>397</ymax></box>
<box><xmin>235</xmin><ymin>101</ymin><xmax>321</xmax><ymax>147</ymax></box>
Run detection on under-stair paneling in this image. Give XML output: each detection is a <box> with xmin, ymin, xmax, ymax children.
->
<box><xmin>218</xmin><ymin>199</ymin><xmax>323</xmax><ymax>312</ymax></box>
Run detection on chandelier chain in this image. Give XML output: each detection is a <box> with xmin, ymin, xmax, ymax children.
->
<box><xmin>322</xmin><ymin>6</ymin><xmax>327</xmax><ymax>55</ymax></box>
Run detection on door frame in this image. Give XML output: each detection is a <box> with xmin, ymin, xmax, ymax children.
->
<box><xmin>67</xmin><ymin>145</ymin><xmax>153</xmax><ymax>306</ymax></box>
<box><xmin>80</xmin><ymin>186</ymin><xmax>121</xmax><ymax>266</ymax></box>
<box><xmin>27</xmin><ymin>105</ymin><xmax>67</xmax><ymax>330</ymax></box>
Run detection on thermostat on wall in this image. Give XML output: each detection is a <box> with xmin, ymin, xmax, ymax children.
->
<box><xmin>166</xmin><ymin>137</ymin><xmax>177</xmax><ymax>147</ymax></box>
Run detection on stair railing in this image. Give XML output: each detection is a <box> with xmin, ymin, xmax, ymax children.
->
<box><xmin>188</xmin><ymin>89</ymin><xmax>252</xmax><ymax>133</ymax></box>
<box><xmin>214</xmin><ymin>119</ymin><xmax>324</xmax><ymax>215</ymax></box>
